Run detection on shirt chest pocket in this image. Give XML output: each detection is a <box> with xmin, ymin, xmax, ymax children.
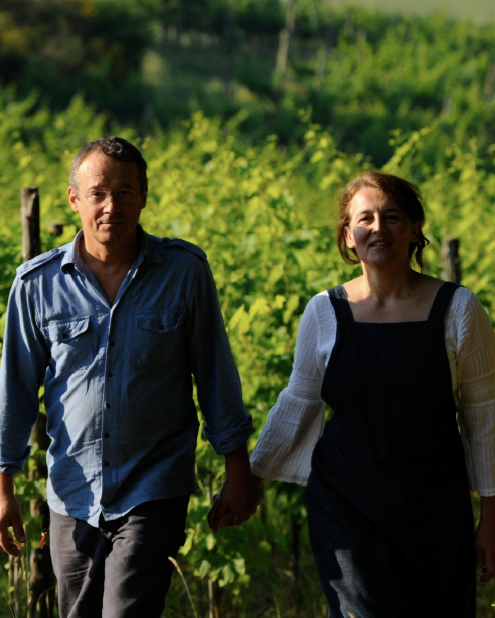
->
<box><xmin>43</xmin><ymin>317</ymin><xmax>92</xmax><ymax>375</ymax></box>
<box><xmin>134</xmin><ymin>311</ymin><xmax>185</xmax><ymax>369</ymax></box>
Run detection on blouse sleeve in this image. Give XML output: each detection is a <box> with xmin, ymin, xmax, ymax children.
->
<box><xmin>250</xmin><ymin>295</ymin><xmax>329</xmax><ymax>485</ymax></box>
<box><xmin>454</xmin><ymin>289</ymin><xmax>495</xmax><ymax>496</ymax></box>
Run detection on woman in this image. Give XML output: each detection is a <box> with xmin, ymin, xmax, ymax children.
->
<box><xmin>250</xmin><ymin>171</ymin><xmax>495</xmax><ymax>617</ymax></box>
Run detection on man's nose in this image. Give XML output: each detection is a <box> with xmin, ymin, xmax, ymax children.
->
<box><xmin>102</xmin><ymin>193</ymin><xmax>118</xmax><ymax>210</ymax></box>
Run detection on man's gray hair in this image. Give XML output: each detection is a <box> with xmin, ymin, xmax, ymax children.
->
<box><xmin>69</xmin><ymin>136</ymin><xmax>148</xmax><ymax>192</ymax></box>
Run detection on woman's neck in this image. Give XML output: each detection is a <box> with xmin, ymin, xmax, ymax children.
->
<box><xmin>356</xmin><ymin>263</ymin><xmax>421</xmax><ymax>304</ymax></box>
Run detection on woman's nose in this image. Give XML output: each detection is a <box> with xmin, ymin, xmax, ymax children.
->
<box><xmin>372</xmin><ymin>215</ymin><xmax>384</xmax><ymax>231</ymax></box>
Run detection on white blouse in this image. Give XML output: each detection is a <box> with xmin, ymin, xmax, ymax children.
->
<box><xmin>250</xmin><ymin>286</ymin><xmax>495</xmax><ymax>496</ymax></box>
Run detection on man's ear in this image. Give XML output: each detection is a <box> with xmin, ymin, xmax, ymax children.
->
<box><xmin>140</xmin><ymin>187</ymin><xmax>148</xmax><ymax>211</ymax></box>
<box><xmin>68</xmin><ymin>187</ymin><xmax>79</xmax><ymax>213</ymax></box>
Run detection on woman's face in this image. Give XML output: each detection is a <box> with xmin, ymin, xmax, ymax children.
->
<box><xmin>344</xmin><ymin>187</ymin><xmax>421</xmax><ymax>267</ymax></box>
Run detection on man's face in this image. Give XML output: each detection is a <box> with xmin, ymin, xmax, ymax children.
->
<box><xmin>68</xmin><ymin>151</ymin><xmax>147</xmax><ymax>252</ymax></box>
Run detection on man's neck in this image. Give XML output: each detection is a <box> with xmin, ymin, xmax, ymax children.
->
<box><xmin>78</xmin><ymin>235</ymin><xmax>140</xmax><ymax>306</ymax></box>
<box><xmin>79</xmin><ymin>234</ymin><xmax>139</xmax><ymax>273</ymax></box>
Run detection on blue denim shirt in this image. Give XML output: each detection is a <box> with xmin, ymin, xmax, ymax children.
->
<box><xmin>0</xmin><ymin>226</ymin><xmax>252</xmax><ymax>526</ymax></box>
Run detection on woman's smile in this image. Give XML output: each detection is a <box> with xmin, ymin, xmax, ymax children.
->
<box><xmin>344</xmin><ymin>187</ymin><xmax>421</xmax><ymax>267</ymax></box>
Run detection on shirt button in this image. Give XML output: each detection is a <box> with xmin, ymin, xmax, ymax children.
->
<box><xmin>159</xmin><ymin>325</ymin><xmax>164</xmax><ymax>330</ymax></box>
<box><xmin>104</xmin><ymin>461</ymin><xmax>110</xmax><ymax>467</ymax></box>
<box><xmin>105</xmin><ymin>403</ymin><xmax>111</xmax><ymax>409</ymax></box>
<box><xmin>108</xmin><ymin>372</ymin><xmax>113</xmax><ymax>378</ymax></box>
<box><xmin>104</xmin><ymin>433</ymin><xmax>110</xmax><ymax>438</ymax></box>
<box><xmin>110</xmin><ymin>340</ymin><xmax>115</xmax><ymax>346</ymax></box>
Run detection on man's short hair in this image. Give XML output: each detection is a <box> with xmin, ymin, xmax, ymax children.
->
<box><xmin>69</xmin><ymin>136</ymin><xmax>148</xmax><ymax>193</ymax></box>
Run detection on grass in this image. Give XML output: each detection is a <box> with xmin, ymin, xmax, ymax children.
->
<box><xmin>331</xmin><ymin>0</ymin><xmax>495</xmax><ymax>22</ymax></box>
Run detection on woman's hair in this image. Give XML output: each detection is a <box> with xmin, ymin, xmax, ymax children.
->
<box><xmin>336</xmin><ymin>170</ymin><xmax>429</xmax><ymax>271</ymax></box>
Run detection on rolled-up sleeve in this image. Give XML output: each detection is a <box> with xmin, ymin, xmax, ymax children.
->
<box><xmin>0</xmin><ymin>276</ymin><xmax>48</xmax><ymax>474</ymax></box>
<box><xmin>186</xmin><ymin>260</ymin><xmax>253</xmax><ymax>455</ymax></box>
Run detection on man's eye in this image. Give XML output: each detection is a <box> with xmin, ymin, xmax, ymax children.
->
<box><xmin>116</xmin><ymin>190</ymin><xmax>131</xmax><ymax>197</ymax></box>
<box><xmin>90</xmin><ymin>191</ymin><xmax>106</xmax><ymax>198</ymax></box>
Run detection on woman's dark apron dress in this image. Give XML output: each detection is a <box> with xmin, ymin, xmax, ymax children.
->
<box><xmin>306</xmin><ymin>282</ymin><xmax>476</xmax><ymax>618</ymax></box>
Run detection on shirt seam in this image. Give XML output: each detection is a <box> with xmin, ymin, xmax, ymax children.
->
<box><xmin>186</xmin><ymin>257</ymin><xmax>207</xmax><ymax>319</ymax></box>
<box><xmin>22</xmin><ymin>279</ymin><xmax>43</xmax><ymax>330</ymax></box>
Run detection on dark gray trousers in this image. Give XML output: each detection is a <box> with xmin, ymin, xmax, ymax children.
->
<box><xmin>49</xmin><ymin>496</ymin><xmax>190</xmax><ymax>618</ymax></box>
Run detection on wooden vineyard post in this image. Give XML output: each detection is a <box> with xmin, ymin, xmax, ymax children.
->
<box><xmin>20</xmin><ymin>188</ymin><xmax>41</xmax><ymax>262</ymax></box>
<box><xmin>28</xmin><ymin>412</ymin><xmax>54</xmax><ymax>618</ymax></box>
<box><xmin>442</xmin><ymin>236</ymin><xmax>461</xmax><ymax>284</ymax></box>
<box><xmin>276</xmin><ymin>0</ymin><xmax>296</xmax><ymax>77</ymax></box>
<box><xmin>20</xmin><ymin>187</ymin><xmax>56</xmax><ymax>618</ymax></box>
<box><xmin>223</xmin><ymin>0</ymin><xmax>236</xmax><ymax>100</ymax></box>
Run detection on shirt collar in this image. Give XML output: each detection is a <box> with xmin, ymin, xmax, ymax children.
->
<box><xmin>60</xmin><ymin>231</ymin><xmax>82</xmax><ymax>272</ymax></box>
<box><xmin>60</xmin><ymin>225</ymin><xmax>162</xmax><ymax>273</ymax></box>
<box><xmin>138</xmin><ymin>225</ymin><xmax>162</xmax><ymax>264</ymax></box>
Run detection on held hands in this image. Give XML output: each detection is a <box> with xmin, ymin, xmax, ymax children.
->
<box><xmin>207</xmin><ymin>472</ymin><xmax>261</xmax><ymax>533</ymax></box>
<box><xmin>207</xmin><ymin>445</ymin><xmax>262</xmax><ymax>533</ymax></box>
<box><xmin>0</xmin><ymin>496</ymin><xmax>25</xmax><ymax>557</ymax></box>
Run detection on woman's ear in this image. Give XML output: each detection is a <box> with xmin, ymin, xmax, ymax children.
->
<box><xmin>344</xmin><ymin>226</ymin><xmax>355</xmax><ymax>249</ymax></box>
<box><xmin>410</xmin><ymin>221</ymin><xmax>422</xmax><ymax>243</ymax></box>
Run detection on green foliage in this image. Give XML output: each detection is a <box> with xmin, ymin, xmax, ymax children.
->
<box><xmin>1</xmin><ymin>92</ymin><xmax>495</xmax><ymax>613</ymax></box>
<box><xmin>2</xmin><ymin>2</ymin><xmax>495</xmax><ymax>615</ymax></box>
<box><xmin>3</xmin><ymin>1</ymin><xmax>495</xmax><ymax>169</ymax></box>
<box><xmin>0</xmin><ymin>0</ymin><xmax>153</xmax><ymax>118</ymax></box>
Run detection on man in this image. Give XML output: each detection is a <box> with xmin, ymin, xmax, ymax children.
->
<box><xmin>0</xmin><ymin>137</ymin><xmax>260</xmax><ymax>617</ymax></box>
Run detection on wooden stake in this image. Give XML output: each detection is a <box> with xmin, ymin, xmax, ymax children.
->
<box><xmin>20</xmin><ymin>188</ymin><xmax>41</xmax><ymax>263</ymax></box>
<box><xmin>20</xmin><ymin>187</ymin><xmax>56</xmax><ymax>617</ymax></box>
<box><xmin>442</xmin><ymin>236</ymin><xmax>461</xmax><ymax>284</ymax></box>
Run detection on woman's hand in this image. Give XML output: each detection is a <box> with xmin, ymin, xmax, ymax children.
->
<box><xmin>475</xmin><ymin>496</ymin><xmax>495</xmax><ymax>583</ymax></box>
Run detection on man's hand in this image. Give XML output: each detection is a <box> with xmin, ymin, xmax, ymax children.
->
<box><xmin>0</xmin><ymin>474</ymin><xmax>25</xmax><ymax>557</ymax></box>
<box><xmin>476</xmin><ymin>496</ymin><xmax>495</xmax><ymax>583</ymax></box>
<box><xmin>207</xmin><ymin>445</ymin><xmax>261</xmax><ymax>533</ymax></box>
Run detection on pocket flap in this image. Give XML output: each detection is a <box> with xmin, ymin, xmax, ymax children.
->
<box><xmin>47</xmin><ymin>317</ymin><xmax>90</xmax><ymax>342</ymax></box>
<box><xmin>136</xmin><ymin>312</ymin><xmax>183</xmax><ymax>334</ymax></box>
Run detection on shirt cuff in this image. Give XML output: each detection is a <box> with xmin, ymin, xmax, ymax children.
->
<box><xmin>0</xmin><ymin>446</ymin><xmax>32</xmax><ymax>475</ymax></box>
<box><xmin>204</xmin><ymin>415</ymin><xmax>254</xmax><ymax>455</ymax></box>
<box><xmin>478</xmin><ymin>488</ymin><xmax>495</xmax><ymax>497</ymax></box>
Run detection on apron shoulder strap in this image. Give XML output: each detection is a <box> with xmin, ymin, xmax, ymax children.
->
<box><xmin>427</xmin><ymin>281</ymin><xmax>461</xmax><ymax>322</ymax></box>
<box><xmin>327</xmin><ymin>285</ymin><xmax>354</xmax><ymax>323</ymax></box>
